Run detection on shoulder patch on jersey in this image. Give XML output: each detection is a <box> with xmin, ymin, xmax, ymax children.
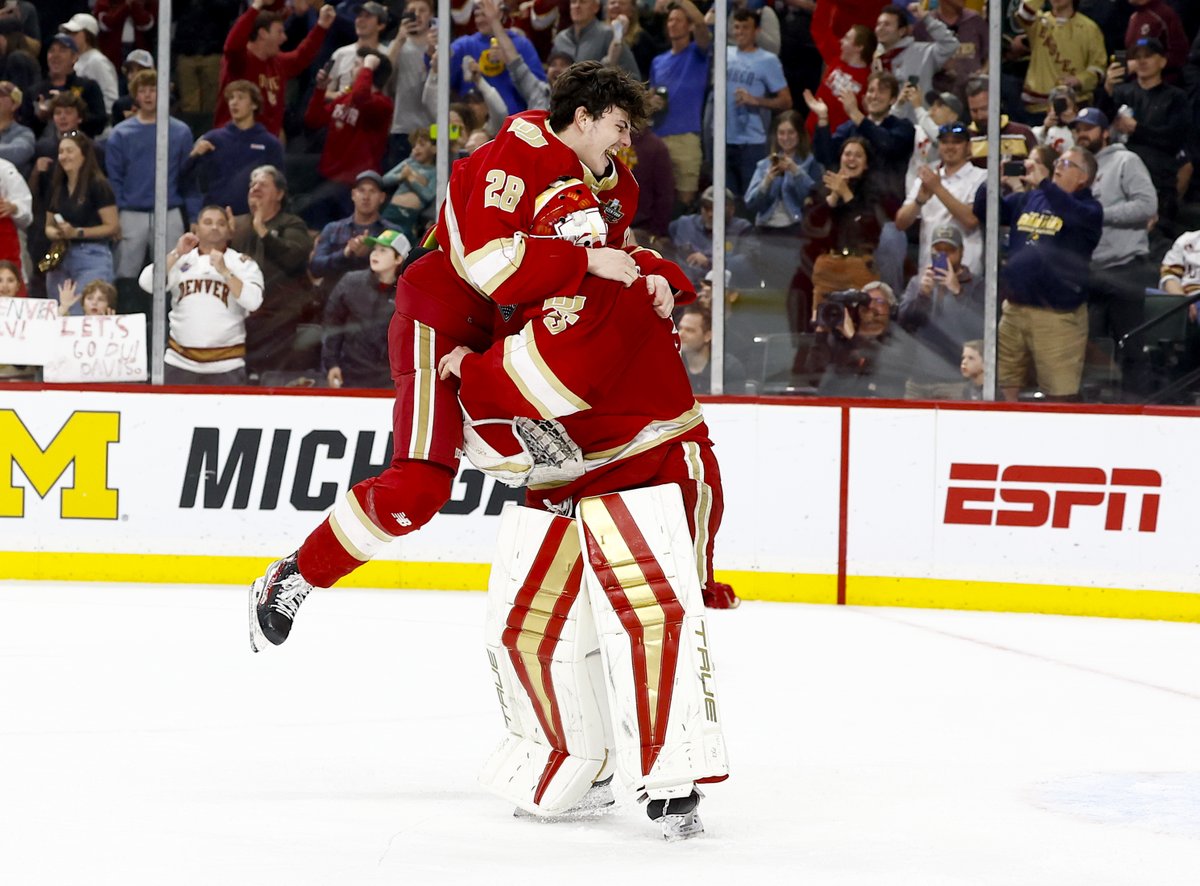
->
<box><xmin>507</xmin><ymin>117</ymin><xmax>548</xmax><ymax>148</ymax></box>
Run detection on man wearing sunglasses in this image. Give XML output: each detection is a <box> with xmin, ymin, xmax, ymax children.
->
<box><xmin>894</xmin><ymin>120</ymin><xmax>985</xmax><ymax>275</ymax></box>
<box><xmin>974</xmin><ymin>145</ymin><xmax>1103</xmax><ymax>401</ymax></box>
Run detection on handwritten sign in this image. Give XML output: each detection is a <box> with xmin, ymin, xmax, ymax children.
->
<box><xmin>43</xmin><ymin>314</ymin><xmax>148</xmax><ymax>383</ymax></box>
<box><xmin>0</xmin><ymin>297</ymin><xmax>59</xmax><ymax>364</ymax></box>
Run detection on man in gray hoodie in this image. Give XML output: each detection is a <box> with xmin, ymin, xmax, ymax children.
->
<box><xmin>1072</xmin><ymin>107</ymin><xmax>1158</xmax><ymax>350</ymax></box>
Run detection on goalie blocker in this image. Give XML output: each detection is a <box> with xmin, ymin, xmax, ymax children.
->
<box><xmin>480</xmin><ymin>484</ymin><xmax>728</xmax><ymax>831</ymax></box>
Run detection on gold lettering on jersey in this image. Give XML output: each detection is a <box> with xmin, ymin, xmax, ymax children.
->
<box><xmin>507</xmin><ymin>117</ymin><xmax>548</xmax><ymax>148</ymax></box>
<box><xmin>483</xmin><ymin>169</ymin><xmax>526</xmax><ymax>212</ymax></box>
<box><xmin>1015</xmin><ymin>211</ymin><xmax>1063</xmax><ymax>241</ymax></box>
<box><xmin>542</xmin><ymin>295</ymin><xmax>586</xmax><ymax>335</ymax></box>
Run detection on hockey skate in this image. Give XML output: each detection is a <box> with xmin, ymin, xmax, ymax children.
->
<box><xmin>644</xmin><ymin>788</ymin><xmax>704</xmax><ymax>842</ymax></box>
<box><xmin>513</xmin><ymin>776</ymin><xmax>615</xmax><ymax>821</ymax></box>
<box><xmin>249</xmin><ymin>553</ymin><xmax>313</xmax><ymax>652</ymax></box>
<box><xmin>703</xmin><ymin>581</ymin><xmax>740</xmax><ymax>609</ymax></box>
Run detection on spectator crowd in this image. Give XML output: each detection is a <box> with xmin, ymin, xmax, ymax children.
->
<box><xmin>3</xmin><ymin>0</ymin><xmax>1200</xmax><ymax>403</ymax></box>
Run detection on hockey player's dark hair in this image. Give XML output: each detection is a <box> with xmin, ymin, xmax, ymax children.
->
<box><xmin>548</xmin><ymin>61</ymin><xmax>649</xmax><ymax>133</ymax></box>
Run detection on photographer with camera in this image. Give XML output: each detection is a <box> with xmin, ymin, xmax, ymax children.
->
<box><xmin>807</xmin><ymin>282</ymin><xmax>914</xmax><ymax>399</ymax></box>
<box><xmin>896</xmin><ymin>224</ymin><xmax>984</xmax><ymax>400</ymax></box>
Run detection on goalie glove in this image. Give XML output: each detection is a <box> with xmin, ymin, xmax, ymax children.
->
<box><xmin>461</xmin><ymin>413</ymin><xmax>585</xmax><ymax>488</ymax></box>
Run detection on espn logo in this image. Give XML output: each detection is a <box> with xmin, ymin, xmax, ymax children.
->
<box><xmin>943</xmin><ymin>464</ymin><xmax>1161</xmax><ymax>532</ymax></box>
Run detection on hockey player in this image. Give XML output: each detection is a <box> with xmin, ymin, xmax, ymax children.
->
<box><xmin>439</xmin><ymin>180</ymin><xmax>731</xmax><ymax>838</ymax></box>
<box><xmin>249</xmin><ymin>62</ymin><xmax>680</xmax><ymax>651</ymax></box>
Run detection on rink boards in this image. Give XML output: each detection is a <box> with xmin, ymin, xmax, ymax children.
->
<box><xmin>3</xmin><ymin>386</ymin><xmax>1199</xmax><ymax>622</ymax></box>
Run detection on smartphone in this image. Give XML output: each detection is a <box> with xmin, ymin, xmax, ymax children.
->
<box><xmin>1112</xmin><ymin>50</ymin><xmax>1127</xmax><ymax>65</ymax></box>
<box><xmin>932</xmin><ymin>252</ymin><xmax>949</xmax><ymax>273</ymax></box>
<box><xmin>1052</xmin><ymin>96</ymin><xmax>1068</xmax><ymax>117</ymax></box>
<box><xmin>1002</xmin><ymin>160</ymin><xmax>1026</xmax><ymax>177</ymax></box>
<box><xmin>907</xmin><ymin>75</ymin><xmax>920</xmax><ymax>88</ymax></box>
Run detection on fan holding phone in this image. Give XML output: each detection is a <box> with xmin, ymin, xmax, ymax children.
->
<box><xmin>895</xmin><ymin>223</ymin><xmax>986</xmax><ymax>400</ymax></box>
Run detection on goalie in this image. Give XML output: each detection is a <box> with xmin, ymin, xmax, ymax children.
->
<box><xmin>438</xmin><ymin>180</ymin><xmax>732</xmax><ymax>839</ymax></box>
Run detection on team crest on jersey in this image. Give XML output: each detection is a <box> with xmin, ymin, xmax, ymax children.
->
<box><xmin>601</xmin><ymin>199</ymin><xmax>624</xmax><ymax>224</ymax></box>
<box><xmin>499</xmin><ymin>304</ymin><xmax>517</xmax><ymax>322</ymax></box>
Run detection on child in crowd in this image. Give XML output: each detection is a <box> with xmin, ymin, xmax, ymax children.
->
<box><xmin>0</xmin><ymin>259</ymin><xmax>23</xmax><ymax>297</ymax></box>
<box><xmin>961</xmin><ymin>339</ymin><xmax>984</xmax><ymax>399</ymax></box>
<box><xmin>56</xmin><ymin>278</ymin><xmax>118</xmax><ymax>317</ymax></box>
<box><xmin>381</xmin><ymin>126</ymin><xmax>437</xmax><ymax>243</ymax></box>
<box><xmin>0</xmin><ymin>261</ymin><xmax>29</xmax><ymax>378</ymax></box>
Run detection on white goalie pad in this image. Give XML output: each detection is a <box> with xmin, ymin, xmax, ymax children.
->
<box><xmin>480</xmin><ymin>505</ymin><xmax>612</xmax><ymax>815</ymax></box>
<box><xmin>461</xmin><ymin>414</ymin><xmax>585</xmax><ymax>489</ymax></box>
<box><xmin>577</xmin><ymin>484</ymin><xmax>729</xmax><ymax>798</ymax></box>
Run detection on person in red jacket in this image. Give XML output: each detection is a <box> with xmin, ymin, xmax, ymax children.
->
<box><xmin>214</xmin><ymin>0</ymin><xmax>335</xmax><ymax>137</ymax></box>
<box><xmin>806</xmin><ymin>24</ymin><xmax>877</xmax><ymax>137</ymax></box>
<box><xmin>302</xmin><ymin>49</ymin><xmax>394</xmax><ymax>229</ymax></box>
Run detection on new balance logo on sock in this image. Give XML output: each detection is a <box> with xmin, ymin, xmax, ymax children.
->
<box><xmin>392</xmin><ymin>512</ymin><xmax>412</xmax><ymax>527</ymax></box>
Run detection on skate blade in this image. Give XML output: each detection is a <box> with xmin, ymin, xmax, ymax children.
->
<box><xmin>661</xmin><ymin>811</ymin><xmax>704</xmax><ymax>842</ymax></box>
<box><xmin>249</xmin><ymin>577</ymin><xmax>269</xmax><ymax>653</ymax></box>
<box><xmin>513</xmin><ymin>781</ymin><xmax>615</xmax><ymax>821</ymax></box>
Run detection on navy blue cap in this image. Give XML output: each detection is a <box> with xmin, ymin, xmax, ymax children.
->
<box><xmin>1130</xmin><ymin>37</ymin><xmax>1165</xmax><ymax>57</ymax></box>
<box><xmin>1069</xmin><ymin>107</ymin><xmax>1109</xmax><ymax>130</ymax></box>
<box><xmin>937</xmin><ymin>122</ymin><xmax>969</xmax><ymax>141</ymax></box>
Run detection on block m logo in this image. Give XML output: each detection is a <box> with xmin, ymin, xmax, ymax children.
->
<box><xmin>0</xmin><ymin>410</ymin><xmax>120</xmax><ymax>519</ymax></box>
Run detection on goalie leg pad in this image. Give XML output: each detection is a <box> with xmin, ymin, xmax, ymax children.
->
<box><xmin>577</xmin><ymin>484</ymin><xmax>729</xmax><ymax>797</ymax></box>
<box><xmin>480</xmin><ymin>505</ymin><xmax>611</xmax><ymax>815</ymax></box>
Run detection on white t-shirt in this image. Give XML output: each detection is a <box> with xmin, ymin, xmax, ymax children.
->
<box><xmin>907</xmin><ymin>161</ymin><xmax>988</xmax><ymax>275</ymax></box>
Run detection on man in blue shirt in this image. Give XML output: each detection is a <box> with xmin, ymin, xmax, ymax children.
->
<box><xmin>975</xmin><ymin>145</ymin><xmax>1103</xmax><ymax>401</ymax></box>
<box><xmin>187</xmin><ymin>80</ymin><xmax>284</xmax><ymax>217</ymax></box>
<box><xmin>105</xmin><ymin>69</ymin><xmax>196</xmax><ymax>291</ymax></box>
<box><xmin>648</xmin><ymin>0</ymin><xmax>711</xmax><ymax>207</ymax></box>
<box><xmin>725</xmin><ymin>8</ymin><xmax>792</xmax><ymax>206</ymax></box>
<box><xmin>449</xmin><ymin>2</ymin><xmax>546</xmax><ymax>115</ymax></box>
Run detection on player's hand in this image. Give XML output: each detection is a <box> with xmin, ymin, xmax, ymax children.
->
<box><xmin>586</xmin><ymin>247</ymin><xmax>639</xmax><ymax>287</ymax></box>
<box><xmin>438</xmin><ymin>345</ymin><xmax>472</xmax><ymax>380</ymax></box>
<box><xmin>645</xmin><ymin>274</ymin><xmax>674</xmax><ymax>318</ymax></box>
<box><xmin>327</xmin><ymin>366</ymin><xmax>344</xmax><ymax>388</ymax></box>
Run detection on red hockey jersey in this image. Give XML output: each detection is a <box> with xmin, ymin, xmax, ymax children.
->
<box><xmin>399</xmin><ymin>109</ymin><xmax>673</xmax><ymax>347</ymax></box>
<box><xmin>456</xmin><ymin>268</ymin><xmax>709</xmax><ymax>498</ymax></box>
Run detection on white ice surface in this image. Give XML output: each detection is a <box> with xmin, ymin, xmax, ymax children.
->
<box><xmin>2</xmin><ymin>583</ymin><xmax>1199</xmax><ymax>885</ymax></box>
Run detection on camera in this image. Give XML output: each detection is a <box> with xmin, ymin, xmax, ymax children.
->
<box><xmin>1002</xmin><ymin>159</ymin><xmax>1025</xmax><ymax>178</ymax></box>
<box><xmin>401</xmin><ymin>10</ymin><xmax>417</xmax><ymax>23</ymax></box>
<box><xmin>907</xmin><ymin>75</ymin><xmax>920</xmax><ymax>88</ymax></box>
<box><xmin>815</xmin><ymin>288</ymin><xmax>872</xmax><ymax>333</ymax></box>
